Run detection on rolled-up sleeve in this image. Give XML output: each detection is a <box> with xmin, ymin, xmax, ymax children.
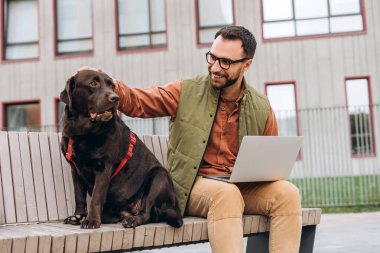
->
<box><xmin>115</xmin><ymin>80</ymin><xmax>182</xmax><ymax>118</ymax></box>
<box><xmin>263</xmin><ymin>108</ymin><xmax>278</xmax><ymax>136</ymax></box>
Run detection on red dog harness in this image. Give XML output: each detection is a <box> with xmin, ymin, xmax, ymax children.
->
<box><xmin>65</xmin><ymin>132</ymin><xmax>137</xmax><ymax>185</ymax></box>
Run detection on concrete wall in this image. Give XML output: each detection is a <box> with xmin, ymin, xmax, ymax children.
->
<box><xmin>0</xmin><ymin>0</ymin><xmax>379</xmax><ymax>127</ymax></box>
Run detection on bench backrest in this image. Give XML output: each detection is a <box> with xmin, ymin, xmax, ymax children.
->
<box><xmin>0</xmin><ymin>132</ymin><xmax>168</xmax><ymax>225</ymax></box>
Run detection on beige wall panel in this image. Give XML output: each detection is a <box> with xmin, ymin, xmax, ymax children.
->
<box><xmin>0</xmin><ymin>0</ymin><xmax>379</xmax><ymax>127</ymax></box>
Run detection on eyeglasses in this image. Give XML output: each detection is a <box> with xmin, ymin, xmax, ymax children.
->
<box><xmin>205</xmin><ymin>51</ymin><xmax>251</xmax><ymax>70</ymax></box>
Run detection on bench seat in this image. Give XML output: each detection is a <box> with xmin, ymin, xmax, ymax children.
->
<box><xmin>0</xmin><ymin>132</ymin><xmax>321</xmax><ymax>253</ymax></box>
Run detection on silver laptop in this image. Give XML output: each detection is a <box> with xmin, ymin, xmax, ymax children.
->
<box><xmin>203</xmin><ymin>136</ymin><xmax>302</xmax><ymax>183</ymax></box>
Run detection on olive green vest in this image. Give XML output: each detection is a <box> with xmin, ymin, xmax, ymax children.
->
<box><xmin>167</xmin><ymin>75</ymin><xmax>271</xmax><ymax>215</ymax></box>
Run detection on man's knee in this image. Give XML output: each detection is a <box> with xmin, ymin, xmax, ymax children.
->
<box><xmin>211</xmin><ymin>183</ymin><xmax>245</xmax><ymax>218</ymax></box>
<box><xmin>271</xmin><ymin>180</ymin><xmax>301</xmax><ymax>215</ymax></box>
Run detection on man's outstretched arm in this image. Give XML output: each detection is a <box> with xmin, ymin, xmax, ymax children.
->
<box><xmin>114</xmin><ymin>80</ymin><xmax>182</xmax><ymax>118</ymax></box>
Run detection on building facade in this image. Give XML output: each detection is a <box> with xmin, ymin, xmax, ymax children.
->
<box><xmin>0</xmin><ymin>0</ymin><xmax>379</xmax><ymax>206</ymax></box>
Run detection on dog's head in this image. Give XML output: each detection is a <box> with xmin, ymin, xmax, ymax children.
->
<box><xmin>60</xmin><ymin>70</ymin><xmax>119</xmax><ymax>122</ymax></box>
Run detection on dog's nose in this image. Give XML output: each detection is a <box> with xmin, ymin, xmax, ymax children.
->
<box><xmin>109</xmin><ymin>94</ymin><xmax>119</xmax><ymax>103</ymax></box>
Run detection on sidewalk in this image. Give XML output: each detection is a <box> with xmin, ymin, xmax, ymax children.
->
<box><xmin>314</xmin><ymin>211</ymin><xmax>380</xmax><ymax>253</ymax></box>
<box><xmin>137</xmin><ymin>211</ymin><xmax>380</xmax><ymax>253</ymax></box>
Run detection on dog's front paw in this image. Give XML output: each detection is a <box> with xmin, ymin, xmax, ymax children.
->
<box><xmin>122</xmin><ymin>216</ymin><xmax>137</xmax><ymax>228</ymax></box>
<box><xmin>122</xmin><ymin>216</ymin><xmax>144</xmax><ymax>228</ymax></box>
<box><xmin>81</xmin><ymin>217</ymin><xmax>101</xmax><ymax>229</ymax></box>
<box><xmin>64</xmin><ymin>214</ymin><xmax>85</xmax><ymax>225</ymax></box>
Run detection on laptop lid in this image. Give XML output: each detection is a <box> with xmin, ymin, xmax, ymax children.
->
<box><xmin>227</xmin><ymin>136</ymin><xmax>302</xmax><ymax>183</ymax></box>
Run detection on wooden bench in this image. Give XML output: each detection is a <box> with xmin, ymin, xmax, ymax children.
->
<box><xmin>0</xmin><ymin>131</ymin><xmax>321</xmax><ymax>253</ymax></box>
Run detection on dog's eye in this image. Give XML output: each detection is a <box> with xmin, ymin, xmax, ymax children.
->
<box><xmin>88</xmin><ymin>81</ymin><xmax>99</xmax><ymax>88</ymax></box>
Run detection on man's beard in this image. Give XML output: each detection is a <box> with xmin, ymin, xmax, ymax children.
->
<box><xmin>215</xmin><ymin>77</ymin><xmax>238</xmax><ymax>90</ymax></box>
<box><xmin>209</xmin><ymin>71</ymin><xmax>238</xmax><ymax>90</ymax></box>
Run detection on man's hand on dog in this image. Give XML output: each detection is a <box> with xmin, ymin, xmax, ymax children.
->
<box><xmin>76</xmin><ymin>66</ymin><xmax>118</xmax><ymax>85</ymax></box>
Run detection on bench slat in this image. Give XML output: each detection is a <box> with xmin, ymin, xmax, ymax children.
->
<box><xmin>243</xmin><ymin>216</ymin><xmax>253</xmax><ymax>234</ymax></box>
<box><xmin>43</xmin><ymin>222</ymin><xmax>93</xmax><ymax>253</ymax></box>
<box><xmin>0</xmin><ymin>208</ymin><xmax>321</xmax><ymax>252</ymax></box>
<box><xmin>163</xmin><ymin>226</ymin><xmax>175</xmax><ymax>245</ymax></box>
<box><xmin>29</xmin><ymin>132</ymin><xmax>48</xmax><ymax>222</ymax></box>
<box><xmin>0</xmin><ymin>229</ymin><xmax>28</xmax><ymax>253</ymax></box>
<box><xmin>100</xmin><ymin>224</ymin><xmax>134</xmax><ymax>250</ymax></box>
<box><xmin>38</xmin><ymin>132</ymin><xmax>59</xmax><ymax>221</ymax></box>
<box><xmin>0</xmin><ymin>131</ymin><xmax>322</xmax><ymax>252</ymax></box>
<box><xmin>59</xmin><ymin>133</ymin><xmax>76</xmax><ymax>215</ymax></box>
<box><xmin>0</xmin><ymin>226</ymin><xmax>51</xmax><ymax>253</ymax></box>
<box><xmin>152</xmin><ymin>223</ymin><xmax>166</xmax><ymax>246</ymax></box>
<box><xmin>34</xmin><ymin>224</ymin><xmax>82</xmax><ymax>253</ymax></box>
<box><xmin>258</xmin><ymin>215</ymin><xmax>269</xmax><ymax>232</ymax></box>
<box><xmin>173</xmin><ymin>225</ymin><xmax>184</xmax><ymax>244</ymax></box>
<box><xmin>111</xmin><ymin>229</ymin><xmax>124</xmax><ymax>251</ymax></box>
<box><xmin>182</xmin><ymin>220</ymin><xmax>194</xmax><ymax>243</ymax></box>
<box><xmin>49</xmin><ymin>132</ymin><xmax>69</xmax><ymax>220</ymax></box>
<box><xmin>143</xmin><ymin>224</ymin><xmax>156</xmax><ymax>247</ymax></box>
<box><xmin>151</xmin><ymin>136</ymin><xmax>165</xmax><ymax>166</ymax></box>
<box><xmin>0</xmin><ymin>235</ymin><xmax>12</xmax><ymax>253</ymax></box>
<box><xmin>133</xmin><ymin>225</ymin><xmax>145</xmax><ymax>248</ymax></box>
<box><xmin>0</xmin><ymin>163</ymin><xmax>4</xmax><ymax>224</ymax></box>
<box><xmin>142</xmin><ymin>135</ymin><xmax>154</xmax><ymax>155</ymax></box>
<box><xmin>250</xmin><ymin>215</ymin><xmax>260</xmax><ymax>234</ymax></box>
<box><xmin>8</xmin><ymin>132</ymin><xmax>28</xmax><ymax>223</ymax></box>
<box><xmin>100</xmin><ymin>230</ymin><xmax>113</xmax><ymax>252</ymax></box>
<box><xmin>18</xmin><ymin>133</ymin><xmax>38</xmax><ymax>222</ymax></box>
<box><xmin>158</xmin><ymin>135</ymin><xmax>168</xmax><ymax>167</ymax></box>
<box><xmin>2</xmin><ymin>225</ymin><xmax>55</xmax><ymax>253</ymax></box>
<box><xmin>190</xmin><ymin>218</ymin><xmax>204</xmax><ymax>242</ymax></box>
<box><xmin>47</xmin><ymin>220</ymin><xmax>103</xmax><ymax>253</ymax></box>
<box><xmin>0</xmin><ymin>132</ymin><xmax>16</xmax><ymax>224</ymax></box>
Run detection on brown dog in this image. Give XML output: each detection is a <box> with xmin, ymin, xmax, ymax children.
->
<box><xmin>60</xmin><ymin>69</ymin><xmax>183</xmax><ymax>229</ymax></box>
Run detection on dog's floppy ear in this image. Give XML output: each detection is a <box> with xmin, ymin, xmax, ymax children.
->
<box><xmin>60</xmin><ymin>76</ymin><xmax>75</xmax><ymax>108</ymax></box>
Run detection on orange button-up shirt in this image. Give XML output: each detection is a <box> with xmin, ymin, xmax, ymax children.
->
<box><xmin>115</xmin><ymin>79</ymin><xmax>278</xmax><ymax>176</ymax></box>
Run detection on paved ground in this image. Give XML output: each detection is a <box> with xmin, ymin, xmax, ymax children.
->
<box><xmin>135</xmin><ymin>211</ymin><xmax>380</xmax><ymax>252</ymax></box>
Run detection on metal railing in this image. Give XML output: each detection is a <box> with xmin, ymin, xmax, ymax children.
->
<box><xmin>2</xmin><ymin>105</ymin><xmax>379</xmax><ymax>207</ymax></box>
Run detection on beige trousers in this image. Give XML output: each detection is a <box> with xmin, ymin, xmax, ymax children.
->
<box><xmin>186</xmin><ymin>177</ymin><xmax>302</xmax><ymax>253</ymax></box>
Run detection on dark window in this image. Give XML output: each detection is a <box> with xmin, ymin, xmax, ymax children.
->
<box><xmin>2</xmin><ymin>0</ymin><xmax>39</xmax><ymax>60</ymax></box>
<box><xmin>55</xmin><ymin>0</ymin><xmax>93</xmax><ymax>55</ymax></box>
<box><xmin>262</xmin><ymin>0</ymin><xmax>364</xmax><ymax>39</ymax></box>
<box><xmin>117</xmin><ymin>0</ymin><xmax>167</xmax><ymax>50</ymax></box>
<box><xmin>346</xmin><ymin>78</ymin><xmax>375</xmax><ymax>156</ymax></box>
<box><xmin>197</xmin><ymin>0</ymin><xmax>234</xmax><ymax>44</ymax></box>
<box><xmin>4</xmin><ymin>102</ymin><xmax>40</xmax><ymax>131</ymax></box>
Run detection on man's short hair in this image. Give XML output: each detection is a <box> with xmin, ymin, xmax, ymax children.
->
<box><xmin>215</xmin><ymin>26</ymin><xmax>257</xmax><ymax>58</ymax></box>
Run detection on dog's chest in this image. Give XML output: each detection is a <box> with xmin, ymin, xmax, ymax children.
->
<box><xmin>73</xmin><ymin>140</ymin><xmax>112</xmax><ymax>172</ymax></box>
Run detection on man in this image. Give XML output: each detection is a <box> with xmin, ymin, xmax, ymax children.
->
<box><xmin>85</xmin><ymin>26</ymin><xmax>301</xmax><ymax>253</ymax></box>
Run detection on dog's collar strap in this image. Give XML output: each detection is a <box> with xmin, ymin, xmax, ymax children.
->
<box><xmin>110</xmin><ymin>131</ymin><xmax>136</xmax><ymax>180</ymax></box>
<box><xmin>65</xmin><ymin>131</ymin><xmax>136</xmax><ymax>184</ymax></box>
<box><xmin>66</xmin><ymin>138</ymin><xmax>82</xmax><ymax>177</ymax></box>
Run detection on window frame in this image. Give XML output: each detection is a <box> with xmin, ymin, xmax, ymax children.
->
<box><xmin>2</xmin><ymin>99</ymin><xmax>41</xmax><ymax>131</ymax></box>
<box><xmin>344</xmin><ymin>76</ymin><xmax>376</xmax><ymax>158</ymax></box>
<box><xmin>115</xmin><ymin>0</ymin><xmax>168</xmax><ymax>53</ymax></box>
<box><xmin>195</xmin><ymin>0</ymin><xmax>236</xmax><ymax>47</ymax></box>
<box><xmin>53</xmin><ymin>0</ymin><xmax>94</xmax><ymax>58</ymax></box>
<box><xmin>265</xmin><ymin>81</ymin><xmax>300</xmax><ymax>136</ymax></box>
<box><xmin>0</xmin><ymin>0</ymin><xmax>40</xmax><ymax>62</ymax></box>
<box><xmin>265</xmin><ymin>81</ymin><xmax>301</xmax><ymax>160</ymax></box>
<box><xmin>260</xmin><ymin>0</ymin><xmax>367</xmax><ymax>42</ymax></box>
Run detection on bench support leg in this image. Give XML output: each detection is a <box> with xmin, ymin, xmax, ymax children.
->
<box><xmin>246</xmin><ymin>225</ymin><xmax>317</xmax><ymax>253</ymax></box>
